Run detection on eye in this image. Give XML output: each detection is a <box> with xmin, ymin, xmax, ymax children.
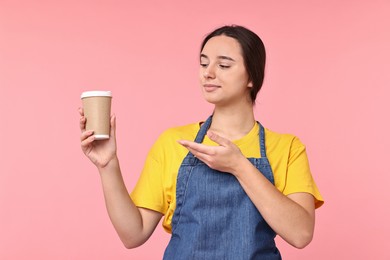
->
<box><xmin>200</xmin><ymin>63</ymin><xmax>208</xmax><ymax>68</ymax></box>
<box><xmin>219</xmin><ymin>64</ymin><xmax>231</xmax><ymax>69</ymax></box>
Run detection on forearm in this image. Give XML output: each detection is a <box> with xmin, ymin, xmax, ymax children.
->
<box><xmin>97</xmin><ymin>157</ymin><xmax>147</xmax><ymax>248</ymax></box>
<box><xmin>233</xmin><ymin>158</ymin><xmax>315</xmax><ymax>248</ymax></box>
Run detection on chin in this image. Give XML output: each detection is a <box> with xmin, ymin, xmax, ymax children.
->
<box><xmin>202</xmin><ymin>96</ymin><xmax>220</xmax><ymax>105</ymax></box>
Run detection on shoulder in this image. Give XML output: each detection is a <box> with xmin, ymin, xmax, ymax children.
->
<box><xmin>158</xmin><ymin>121</ymin><xmax>201</xmax><ymax>142</ymax></box>
<box><xmin>148</xmin><ymin>121</ymin><xmax>201</xmax><ymax>157</ymax></box>
<box><xmin>264</xmin><ymin>127</ymin><xmax>305</xmax><ymax>152</ymax></box>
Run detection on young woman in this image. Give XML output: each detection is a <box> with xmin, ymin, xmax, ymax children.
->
<box><xmin>79</xmin><ymin>25</ymin><xmax>323</xmax><ymax>259</ymax></box>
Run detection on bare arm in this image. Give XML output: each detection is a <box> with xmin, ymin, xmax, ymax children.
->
<box><xmin>79</xmin><ymin>108</ymin><xmax>162</xmax><ymax>248</ymax></box>
<box><xmin>231</xmin><ymin>158</ymin><xmax>315</xmax><ymax>248</ymax></box>
<box><xmin>97</xmin><ymin>157</ymin><xmax>163</xmax><ymax>248</ymax></box>
<box><xmin>178</xmin><ymin>131</ymin><xmax>315</xmax><ymax>249</ymax></box>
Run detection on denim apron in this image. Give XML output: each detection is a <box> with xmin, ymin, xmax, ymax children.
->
<box><xmin>163</xmin><ymin>116</ymin><xmax>281</xmax><ymax>260</ymax></box>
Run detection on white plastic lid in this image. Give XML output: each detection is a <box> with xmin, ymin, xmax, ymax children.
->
<box><xmin>81</xmin><ymin>90</ymin><xmax>112</xmax><ymax>99</ymax></box>
<box><xmin>94</xmin><ymin>134</ymin><xmax>110</xmax><ymax>140</ymax></box>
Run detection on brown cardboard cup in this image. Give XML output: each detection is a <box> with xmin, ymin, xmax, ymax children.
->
<box><xmin>81</xmin><ymin>91</ymin><xmax>112</xmax><ymax>140</ymax></box>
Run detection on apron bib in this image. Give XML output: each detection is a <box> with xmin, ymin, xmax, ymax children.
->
<box><xmin>164</xmin><ymin>116</ymin><xmax>281</xmax><ymax>260</ymax></box>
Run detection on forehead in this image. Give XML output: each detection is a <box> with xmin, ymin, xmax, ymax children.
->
<box><xmin>201</xmin><ymin>35</ymin><xmax>243</xmax><ymax>60</ymax></box>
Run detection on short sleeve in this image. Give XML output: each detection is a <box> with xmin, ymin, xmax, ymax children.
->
<box><xmin>130</xmin><ymin>136</ymin><xmax>167</xmax><ymax>214</ymax></box>
<box><xmin>283</xmin><ymin>138</ymin><xmax>324</xmax><ymax>209</ymax></box>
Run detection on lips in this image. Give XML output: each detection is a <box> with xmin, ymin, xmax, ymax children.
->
<box><xmin>203</xmin><ymin>84</ymin><xmax>220</xmax><ymax>92</ymax></box>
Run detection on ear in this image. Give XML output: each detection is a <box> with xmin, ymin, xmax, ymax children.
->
<box><xmin>247</xmin><ymin>81</ymin><xmax>253</xmax><ymax>88</ymax></box>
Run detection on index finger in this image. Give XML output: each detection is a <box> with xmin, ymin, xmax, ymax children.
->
<box><xmin>79</xmin><ymin>115</ymin><xmax>86</xmax><ymax>132</ymax></box>
<box><xmin>78</xmin><ymin>107</ymin><xmax>84</xmax><ymax>116</ymax></box>
<box><xmin>178</xmin><ymin>140</ymin><xmax>215</xmax><ymax>155</ymax></box>
<box><xmin>79</xmin><ymin>107</ymin><xmax>86</xmax><ymax>132</ymax></box>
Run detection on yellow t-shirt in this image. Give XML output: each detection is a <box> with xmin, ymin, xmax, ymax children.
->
<box><xmin>131</xmin><ymin>121</ymin><xmax>324</xmax><ymax>233</ymax></box>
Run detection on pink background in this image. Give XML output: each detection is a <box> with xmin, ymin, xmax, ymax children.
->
<box><xmin>1</xmin><ymin>1</ymin><xmax>389</xmax><ymax>259</ymax></box>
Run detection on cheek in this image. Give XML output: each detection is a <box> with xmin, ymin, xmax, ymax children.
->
<box><xmin>231</xmin><ymin>72</ymin><xmax>248</xmax><ymax>85</ymax></box>
<box><xmin>239</xmin><ymin>70</ymin><xmax>251</xmax><ymax>86</ymax></box>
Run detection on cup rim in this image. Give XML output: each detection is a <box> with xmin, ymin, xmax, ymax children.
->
<box><xmin>81</xmin><ymin>90</ymin><xmax>112</xmax><ymax>99</ymax></box>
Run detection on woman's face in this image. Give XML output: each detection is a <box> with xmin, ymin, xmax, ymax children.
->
<box><xmin>199</xmin><ymin>35</ymin><xmax>252</xmax><ymax>106</ymax></box>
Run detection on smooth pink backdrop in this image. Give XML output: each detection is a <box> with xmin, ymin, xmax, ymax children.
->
<box><xmin>1</xmin><ymin>1</ymin><xmax>389</xmax><ymax>259</ymax></box>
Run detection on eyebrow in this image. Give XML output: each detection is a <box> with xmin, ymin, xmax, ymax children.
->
<box><xmin>200</xmin><ymin>54</ymin><xmax>235</xmax><ymax>62</ymax></box>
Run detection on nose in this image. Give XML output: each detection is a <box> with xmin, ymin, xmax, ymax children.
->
<box><xmin>203</xmin><ymin>65</ymin><xmax>215</xmax><ymax>79</ymax></box>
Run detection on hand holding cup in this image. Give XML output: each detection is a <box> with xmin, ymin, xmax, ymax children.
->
<box><xmin>80</xmin><ymin>91</ymin><xmax>117</xmax><ymax>168</ymax></box>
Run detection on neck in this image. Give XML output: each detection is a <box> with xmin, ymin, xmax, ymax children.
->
<box><xmin>209</xmin><ymin>102</ymin><xmax>255</xmax><ymax>141</ymax></box>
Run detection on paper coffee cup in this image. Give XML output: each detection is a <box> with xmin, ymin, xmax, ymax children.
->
<box><xmin>81</xmin><ymin>91</ymin><xmax>112</xmax><ymax>140</ymax></box>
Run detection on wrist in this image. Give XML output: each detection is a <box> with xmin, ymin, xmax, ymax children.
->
<box><xmin>97</xmin><ymin>155</ymin><xmax>120</xmax><ymax>172</ymax></box>
<box><xmin>231</xmin><ymin>155</ymin><xmax>252</xmax><ymax>177</ymax></box>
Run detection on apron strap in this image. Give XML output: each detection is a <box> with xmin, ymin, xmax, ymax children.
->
<box><xmin>258</xmin><ymin>122</ymin><xmax>267</xmax><ymax>158</ymax></box>
<box><xmin>194</xmin><ymin>115</ymin><xmax>212</xmax><ymax>143</ymax></box>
